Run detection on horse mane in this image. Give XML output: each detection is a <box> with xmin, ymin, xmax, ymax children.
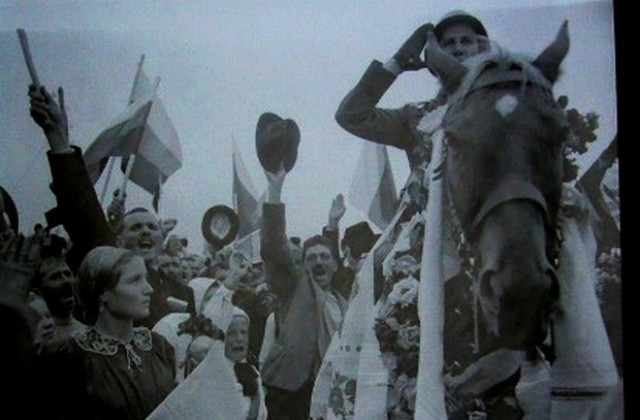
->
<box><xmin>447</xmin><ymin>40</ymin><xmax>556</xmax><ymax>107</ymax></box>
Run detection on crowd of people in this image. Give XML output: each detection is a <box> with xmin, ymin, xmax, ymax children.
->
<box><xmin>0</xmin><ymin>9</ymin><xmax>622</xmax><ymax>420</ymax></box>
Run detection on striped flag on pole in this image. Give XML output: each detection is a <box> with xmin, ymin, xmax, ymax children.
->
<box><xmin>83</xmin><ymin>88</ymin><xmax>154</xmax><ymax>184</ymax></box>
<box><xmin>348</xmin><ymin>143</ymin><xmax>398</xmax><ymax>230</ymax></box>
<box><xmin>120</xmin><ymin>61</ymin><xmax>183</xmax><ymax>210</ymax></box>
<box><xmin>84</xmin><ymin>56</ymin><xmax>182</xmax><ymax>211</ymax></box>
<box><xmin>232</xmin><ymin>141</ymin><xmax>263</xmax><ymax>238</ymax></box>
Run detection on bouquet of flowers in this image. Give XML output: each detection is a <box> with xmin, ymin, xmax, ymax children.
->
<box><xmin>595</xmin><ymin>247</ymin><xmax>621</xmax><ymax>303</ymax></box>
<box><xmin>373</xmin><ymin>240</ymin><xmax>496</xmax><ymax>419</ymax></box>
<box><xmin>374</xmin><ymin>252</ymin><xmax>421</xmax><ymax>419</ymax></box>
<box><xmin>326</xmin><ymin>372</ymin><xmax>357</xmax><ymax>419</ymax></box>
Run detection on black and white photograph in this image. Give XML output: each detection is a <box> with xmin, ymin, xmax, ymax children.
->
<box><xmin>1</xmin><ymin>0</ymin><xmax>623</xmax><ymax>418</ymax></box>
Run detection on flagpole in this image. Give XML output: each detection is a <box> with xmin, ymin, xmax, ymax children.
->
<box><xmin>155</xmin><ymin>173</ymin><xmax>162</xmax><ymax>213</ymax></box>
<box><xmin>120</xmin><ymin>154</ymin><xmax>136</xmax><ymax>194</ymax></box>
<box><xmin>98</xmin><ymin>55</ymin><xmax>147</xmax><ymax>204</ymax></box>
<box><xmin>99</xmin><ymin>157</ymin><xmax>116</xmax><ymax>204</ymax></box>
<box><xmin>17</xmin><ymin>29</ymin><xmax>41</xmax><ymax>88</ymax></box>
<box><xmin>129</xmin><ymin>54</ymin><xmax>146</xmax><ymax>104</ymax></box>
<box><xmin>120</xmin><ymin>77</ymin><xmax>161</xmax><ymax>198</ymax></box>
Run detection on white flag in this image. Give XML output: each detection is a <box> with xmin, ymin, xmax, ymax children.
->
<box><xmin>348</xmin><ymin>143</ymin><xmax>398</xmax><ymax>230</ymax></box>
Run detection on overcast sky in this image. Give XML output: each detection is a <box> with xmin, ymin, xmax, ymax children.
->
<box><xmin>0</xmin><ymin>0</ymin><xmax>617</xmax><ymax>252</ymax></box>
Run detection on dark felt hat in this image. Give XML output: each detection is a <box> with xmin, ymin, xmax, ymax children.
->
<box><xmin>0</xmin><ymin>186</ymin><xmax>19</xmax><ymax>234</ymax></box>
<box><xmin>433</xmin><ymin>10</ymin><xmax>487</xmax><ymax>41</ymax></box>
<box><xmin>40</xmin><ymin>234</ymin><xmax>69</xmax><ymax>259</ymax></box>
<box><xmin>342</xmin><ymin>221</ymin><xmax>380</xmax><ymax>258</ymax></box>
<box><xmin>255</xmin><ymin>112</ymin><xmax>300</xmax><ymax>173</ymax></box>
<box><xmin>201</xmin><ymin>205</ymin><xmax>239</xmax><ymax>249</ymax></box>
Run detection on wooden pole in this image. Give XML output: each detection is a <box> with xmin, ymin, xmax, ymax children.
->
<box><xmin>129</xmin><ymin>54</ymin><xmax>146</xmax><ymax>105</ymax></box>
<box><xmin>120</xmin><ymin>154</ymin><xmax>136</xmax><ymax>195</ymax></box>
<box><xmin>99</xmin><ymin>158</ymin><xmax>116</xmax><ymax>205</ymax></box>
<box><xmin>17</xmin><ymin>29</ymin><xmax>40</xmax><ymax>87</ymax></box>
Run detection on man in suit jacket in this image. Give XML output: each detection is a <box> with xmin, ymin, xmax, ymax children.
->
<box><xmin>260</xmin><ymin>165</ymin><xmax>348</xmax><ymax>420</ymax></box>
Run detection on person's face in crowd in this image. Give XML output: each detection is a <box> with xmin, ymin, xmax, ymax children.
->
<box><xmin>304</xmin><ymin>244</ymin><xmax>338</xmax><ymax>289</ymax></box>
<box><xmin>210</xmin><ymin>263</ymin><xmax>227</xmax><ymax>281</ymax></box>
<box><xmin>166</xmin><ymin>236</ymin><xmax>185</xmax><ymax>256</ymax></box>
<box><xmin>251</xmin><ymin>263</ymin><xmax>265</xmax><ymax>285</ymax></box>
<box><xmin>158</xmin><ymin>254</ymin><xmax>182</xmax><ymax>283</ymax></box>
<box><xmin>344</xmin><ymin>246</ymin><xmax>367</xmax><ymax>272</ymax></box>
<box><xmin>439</xmin><ymin>23</ymin><xmax>482</xmax><ymax>62</ymax></box>
<box><xmin>225</xmin><ymin>316</ymin><xmax>250</xmax><ymax>363</ymax></box>
<box><xmin>185</xmin><ymin>254</ymin><xmax>205</xmax><ymax>278</ymax></box>
<box><xmin>118</xmin><ymin>211</ymin><xmax>164</xmax><ymax>264</ymax></box>
<box><xmin>39</xmin><ymin>259</ymin><xmax>77</xmax><ymax>319</ymax></box>
<box><xmin>289</xmin><ymin>243</ymin><xmax>303</xmax><ymax>267</ymax></box>
<box><xmin>101</xmin><ymin>256</ymin><xmax>153</xmax><ymax>321</ymax></box>
<box><xmin>224</xmin><ymin>251</ymin><xmax>253</xmax><ymax>291</ymax></box>
<box><xmin>180</xmin><ymin>258</ymin><xmax>194</xmax><ymax>283</ymax></box>
<box><xmin>29</xmin><ymin>295</ymin><xmax>54</xmax><ymax>344</ymax></box>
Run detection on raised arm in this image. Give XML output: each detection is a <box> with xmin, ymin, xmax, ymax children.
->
<box><xmin>0</xmin><ymin>233</ymin><xmax>42</xmax><ymax>400</ymax></box>
<box><xmin>335</xmin><ymin>24</ymin><xmax>434</xmax><ymax>150</ymax></box>
<box><xmin>260</xmin><ymin>166</ymin><xmax>299</xmax><ymax>299</ymax></box>
<box><xmin>322</xmin><ymin>193</ymin><xmax>345</xmax><ymax>259</ymax></box>
<box><xmin>28</xmin><ymin>85</ymin><xmax>116</xmax><ymax>271</ymax></box>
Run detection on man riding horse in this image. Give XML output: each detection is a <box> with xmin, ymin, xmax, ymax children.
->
<box><xmin>332</xmin><ymin>9</ymin><xmax>619</xmax><ymax>420</ymax></box>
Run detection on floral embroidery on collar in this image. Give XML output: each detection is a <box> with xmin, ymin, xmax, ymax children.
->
<box><xmin>72</xmin><ymin>327</ymin><xmax>153</xmax><ymax>370</ymax></box>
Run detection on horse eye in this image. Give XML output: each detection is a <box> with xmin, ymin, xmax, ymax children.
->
<box><xmin>480</xmin><ymin>269</ymin><xmax>496</xmax><ymax>298</ymax></box>
<box><xmin>445</xmin><ymin>131</ymin><xmax>461</xmax><ymax>147</ymax></box>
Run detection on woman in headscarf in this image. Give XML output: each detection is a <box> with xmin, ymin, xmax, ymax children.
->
<box><xmin>148</xmin><ymin>305</ymin><xmax>267</xmax><ymax>420</ymax></box>
<box><xmin>35</xmin><ymin>246</ymin><xmax>176</xmax><ymax>420</ymax></box>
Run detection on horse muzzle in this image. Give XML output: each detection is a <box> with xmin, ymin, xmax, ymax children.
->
<box><xmin>473</xmin><ymin>196</ymin><xmax>558</xmax><ymax>350</ymax></box>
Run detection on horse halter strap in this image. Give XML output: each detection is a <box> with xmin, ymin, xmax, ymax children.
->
<box><xmin>446</xmin><ymin>56</ymin><xmax>554</xmax><ymax>118</ymax></box>
<box><xmin>470</xmin><ymin>175</ymin><xmax>549</xmax><ymax>234</ymax></box>
<box><xmin>467</xmin><ymin>65</ymin><xmax>552</xmax><ymax>97</ymax></box>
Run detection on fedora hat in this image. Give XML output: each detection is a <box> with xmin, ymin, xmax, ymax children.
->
<box><xmin>255</xmin><ymin>112</ymin><xmax>300</xmax><ymax>173</ymax></box>
<box><xmin>201</xmin><ymin>205</ymin><xmax>239</xmax><ymax>249</ymax></box>
<box><xmin>342</xmin><ymin>221</ymin><xmax>380</xmax><ymax>258</ymax></box>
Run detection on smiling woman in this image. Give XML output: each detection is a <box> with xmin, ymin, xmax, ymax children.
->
<box><xmin>34</xmin><ymin>246</ymin><xmax>177</xmax><ymax>420</ymax></box>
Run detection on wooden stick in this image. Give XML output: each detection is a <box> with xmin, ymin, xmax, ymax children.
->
<box><xmin>128</xmin><ymin>54</ymin><xmax>146</xmax><ymax>105</ymax></box>
<box><xmin>16</xmin><ymin>29</ymin><xmax>40</xmax><ymax>87</ymax></box>
<box><xmin>121</xmin><ymin>154</ymin><xmax>136</xmax><ymax>194</ymax></box>
<box><xmin>99</xmin><ymin>158</ymin><xmax>117</xmax><ymax>205</ymax></box>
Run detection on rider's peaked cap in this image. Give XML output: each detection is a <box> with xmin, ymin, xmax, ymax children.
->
<box><xmin>434</xmin><ymin>10</ymin><xmax>488</xmax><ymax>40</ymax></box>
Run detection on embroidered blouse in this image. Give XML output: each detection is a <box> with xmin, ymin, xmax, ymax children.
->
<box><xmin>36</xmin><ymin>326</ymin><xmax>176</xmax><ymax>420</ymax></box>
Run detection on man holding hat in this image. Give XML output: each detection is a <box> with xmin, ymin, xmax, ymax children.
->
<box><xmin>259</xmin><ymin>165</ymin><xmax>348</xmax><ymax>419</ymax></box>
<box><xmin>321</xmin><ymin>193</ymin><xmax>380</xmax><ymax>299</ymax></box>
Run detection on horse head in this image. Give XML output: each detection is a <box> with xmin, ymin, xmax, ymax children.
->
<box><xmin>427</xmin><ymin>22</ymin><xmax>570</xmax><ymax>350</ymax></box>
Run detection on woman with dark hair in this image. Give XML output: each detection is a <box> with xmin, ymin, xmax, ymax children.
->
<box><xmin>36</xmin><ymin>246</ymin><xmax>177</xmax><ymax>420</ymax></box>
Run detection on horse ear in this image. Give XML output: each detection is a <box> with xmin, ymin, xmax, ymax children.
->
<box><xmin>424</xmin><ymin>32</ymin><xmax>467</xmax><ymax>93</ymax></box>
<box><xmin>533</xmin><ymin>20</ymin><xmax>570</xmax><ymax>83</ymax></box>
